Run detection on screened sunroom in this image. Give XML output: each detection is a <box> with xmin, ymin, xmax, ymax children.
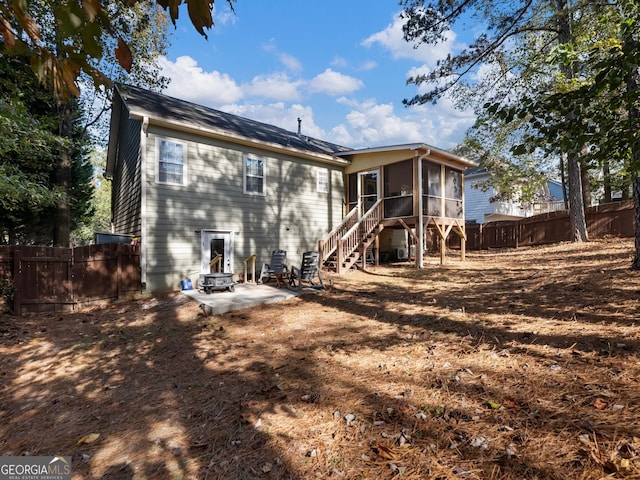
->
<box><xmin>320</xmin><ymin>144</ymin><xmax>474</xmax><ymax>272</ymax></box>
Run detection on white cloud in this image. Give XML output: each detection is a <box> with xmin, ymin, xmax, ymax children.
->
<box><xmin>261</xmin><ymin>40</ymin><xmax>302</xmax><ymax>73</ymax></box>
<box><xmin>308</xmin><ymin>69</ymin><xmax>363</xmax><ymax>96</ymax></box>
<box><xmin>327</xmin><ymin>96</ymin><xmax>474</xmax><ymax>149</ymax></box>
<box><xmin>223</xmin><ymin>102</ymin><xmax>325</xmax><ymax>138</ymax></box>
<box><xmin>330</xmin><ymin>56</ymin><xmax>377</xmax><ymax>72</ymax></box>
<box><xmin>278</xmin><ymin>53</ymin><xmax>303</xmax><ymax>73</ymax></box>
<box><xmin>331</xmin><ymin>56</ymin><xmax>348</xmax><ymax>68</ymax></box>
<box><xmin>156</xmin><ymin>54</ymin><xmax>475</xmax><ymax>152</ymax></box>
<box><xmin>244</xmin><ymin>73</ymin><xmax>304</xmax><ymax>101</ymax></box>
<box><xmin>212</xmin><ymin>4</ymin><xmax>237</xmax><ymax>27</ymax></box>
<box><xmin>357</xmin><ymin>60</ymin><xmax>378</xmax><ymax>71</ymax></box>
<box><xmin>362</xmin><ymin>12</ymin><xmax>457</xmax><ymax>68</ymax></box>
<box><xmin>159</xmin><ymin>56</ymin><xmax>243</xmax><ymax>105</ymax></box>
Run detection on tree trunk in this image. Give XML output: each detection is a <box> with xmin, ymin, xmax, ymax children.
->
<box><xmin>633</xmin><ymin>176</ymin><xmax>640</xmax><ymax>270</ymax></box>
<box><xmin>629</xmin><ymin>68</ymin><xmax>640</xmax><ymax>268</ymax></box>
<box><xmin>603</xmin><ymin>160</ymin><xmax>612</xmax><ymax>203</ymax></box>
<box><xmin>560</xmin><ymin>154</ymin><xmax>569</xmax><ymax>209</ymax></box>
<box><xmin>53</xmin><ymin>101</ymin><xmax>73</xmax><ymax>247</ymax></box>
<box><xmin>622</xmin><ymin>161</ymin><xmax>632</xmax><ymax>200</ymax></box>
<box><xmin>557</xmin><ymin>0</ymin><xmax>588</xmax><ymax>242</ymax></box>
<box><xmin>567</xmin><ymin>155</ymin><xmax>589</xmax><ymax>241</ymax></box>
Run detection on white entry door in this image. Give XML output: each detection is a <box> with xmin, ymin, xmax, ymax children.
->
<box><xmin>358</xmin><ymin>169</ymin><xmax>380</xmax><ymax>216</ymax></box>
<box><xmin>201</xmin><ymin>231</ymin><xmax>234</xmax><ymax>274</ymax></box>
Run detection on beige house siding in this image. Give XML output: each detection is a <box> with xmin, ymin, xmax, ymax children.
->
<box><xmin>142</xmin><ymin>126</ymin><xmax>345</xmax><ymax>292</ymax></box>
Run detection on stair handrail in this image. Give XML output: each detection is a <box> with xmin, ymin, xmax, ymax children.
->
<box><xmin>337</xmin><ymin>199</ymin><xmax>384</xmax><ymax>272</ymax></box>
<box><xmin>243</xmin><ymin>254</ymin><xmax>257</xmax><ymax>283</ymax></box>
<box><xmin>209</xmin><ymin>254</ymin><xmax>222</xmax><ymax>273</ymax></box>
<box><xmin>319</xmin><ymin>206</ymin><xmax>359</xmax><ymax>263</ymax></box>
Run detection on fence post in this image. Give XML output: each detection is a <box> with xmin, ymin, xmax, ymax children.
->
<box><xmin>117</xmin><ymin>245</ymin><xmax>123</xmax><ymax>300</ymax></box>
<box><xmin>13</xmin><ymin>249</ymin><xmax>21</xmax><ymax>314</ymax></box>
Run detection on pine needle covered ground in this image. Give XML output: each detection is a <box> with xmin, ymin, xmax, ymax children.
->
<box><xmin>1</xmin><ymin>238</ymin><xmax>639</xmax><ymax>479</ymax></box>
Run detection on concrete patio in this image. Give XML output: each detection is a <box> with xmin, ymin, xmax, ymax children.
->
<box><xmin>181</xmin><ymin>282</ymin><xmax>301</xmax><ymax>315</ymax></box>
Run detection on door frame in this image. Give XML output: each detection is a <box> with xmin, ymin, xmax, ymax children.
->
<box><xmin>200</xmin><ymin>230</ymin><xmax>235</xmax><ymax>274</ymax></box>
<box><xmin>358</xmin><ymin>169</ymin><xmax>381</xmax><ymax>216</ymax></box>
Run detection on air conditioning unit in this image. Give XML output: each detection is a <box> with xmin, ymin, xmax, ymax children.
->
<box><xmin>397</xmin><ymin>247</ymin><xmax>408</xmax><ymax>260</ymax></box>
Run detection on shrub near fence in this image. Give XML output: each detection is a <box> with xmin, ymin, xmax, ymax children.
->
<box><xmin>463</xmin><ymin>200</ymin><xmax>633</xmax><ymax>251</ymax></box>
<box><xmin>0</xmin><ymin>244</ymin><xmax>141</xmax><ymax>315</ymax></box>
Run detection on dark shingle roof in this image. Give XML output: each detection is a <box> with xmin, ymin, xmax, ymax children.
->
<box><xmin>117</xmin><ymin>84</ymin><xmax>351</xmax><ymax>157</ymax></box>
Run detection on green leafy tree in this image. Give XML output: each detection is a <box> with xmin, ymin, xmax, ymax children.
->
<box><xmin>531</xmin><ymin>2</ymin><xmax>640</xmax><ymax>267</ymax></box>
<box><xmin>0</xmin><ymin>51</ymin><xmax>93</xmax><ymax>245</ymax></box>
<box><xmin>0</xmin><ymin>0</ymin><xmax>235</xmax><ymax>100</ymax></box>
<box><xmin>72</xmin><ymin>150</ymin><xmax>112</xmax><ymax>245</ymax></box>
<box><xmin>1</xmin><ymin>0</ymin><xmax>233</xmax><ymax>246</ymax></box>
<box><xmin>400</xmin><ymin>0</ymin><xmax>614</xmax><ymax>241</ymax></box>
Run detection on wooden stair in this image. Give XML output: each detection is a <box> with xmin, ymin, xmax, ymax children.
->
<box><xmin>319</xmin><ymin>200</ymin><xmax>384</xmax><ymax>274</ymax></box>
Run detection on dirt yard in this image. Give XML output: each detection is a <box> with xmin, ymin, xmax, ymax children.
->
<box><xmin>1</xmin><ymin>238</ymin><xmax>639</xmax><ymax>480</ymax></box>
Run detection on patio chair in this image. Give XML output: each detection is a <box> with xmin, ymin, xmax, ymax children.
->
<box><xmin>259</xmin><ymin>249</ymin><xmax>288</xmax><ymax>287</ymax></box>
<box><xmin>288</xmin><ymin>251</ymin><xmax>324</xmax><ymax>290</ymax></box>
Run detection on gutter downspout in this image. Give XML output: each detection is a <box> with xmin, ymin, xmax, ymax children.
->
<box><xmin>417</xmin><ymin>149</ymin><xmax>431</xmax><ymax>269</ymax></box>
<box><xmin>140</xmin><ymin>116</ymin><xmax>149</xmax><ymax>290</ymax></box>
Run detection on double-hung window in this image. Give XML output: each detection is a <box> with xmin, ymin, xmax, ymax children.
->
<box><xmin>244</xmin><ymin>157</ymin><xmax>265</xmax><ymax>195</ymax></box>
<box><xmin>317</xmin><ymin>169</ymin><xmax>329</xmax><ymax>193</ymax></box>
<box><xmin>157</xmin><ymin>139</ymin><xmax>186</xmax><ymax>185</ymax></box>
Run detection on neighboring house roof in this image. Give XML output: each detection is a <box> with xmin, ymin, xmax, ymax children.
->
<box><xmin>464</xmin><ymin>168</ymin><xmax>490</xmax><ymax>179</ymax></box>
<box><xmin>107</xmin><ymin>84</ymin><xmax>352</xmax><ymax>176</ymax></box>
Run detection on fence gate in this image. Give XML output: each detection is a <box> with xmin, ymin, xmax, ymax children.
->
<box><xmin>2</xmin><ymin>244</ymin><xmax>141</xmax><ymax>314</ymax></box>
<box><xmin>13</xmin><ymin>247</ymin><xmax>74</xmax><ymax>314</ymax></box>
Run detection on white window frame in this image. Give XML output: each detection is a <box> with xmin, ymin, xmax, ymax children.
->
<box><xmin>243</xmin><ymin>156</ymin><xmax>266</xmax><ymax>195</ymax></box>
<box><xmin>317</xmin><ymin>169</ymin><xmax>329</xmax><ymax>193</ymax></box>
<box><xmin>156</xmin><ymin>137</ymin><xmax>187</xmax><ymax>186</ymax></box>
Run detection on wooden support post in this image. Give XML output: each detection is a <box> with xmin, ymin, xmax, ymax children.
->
<box><xmin>453</xmin><ymin>220</ymin><xmax>467</xmax><ymax>262</ymax></box>
<box><xmin>374</xmin><ymin>235</ymin><xmax>380</xmax><ymax>266</ymax></box>
<box><xmin>243</xmin><ymin>254</ymin><xmax>257</xmax><ymax>283</ymax></box>
<box><xmin>433</xmin><ymin>221</ymin><xmax>453</xmax><ymax>265</ymax></box>
<box><xmin>461</xmin><ymin>235</ymin><xmax>466</xmax><ymax>261</ymax></box>
<box><xmin>337</xmin><ymin>239</ymin><xmax>344</xmax><ymax>274</ymax></box>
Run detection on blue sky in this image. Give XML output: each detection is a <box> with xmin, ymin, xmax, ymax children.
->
<box><xmin>159</xmin><ymin>1</ymin><xmax>476</xmax><ymax>150</ymax></box>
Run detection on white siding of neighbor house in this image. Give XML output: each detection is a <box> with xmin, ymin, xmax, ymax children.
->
<box><xmin>141</xmin><ymin>126</ymin><xmax>345</xmax><ymax>292</ymax></box>
<box><xmin>464</xmin><ymin>175</ymin><xmax>495</xmax><ymax>223</ymax></box>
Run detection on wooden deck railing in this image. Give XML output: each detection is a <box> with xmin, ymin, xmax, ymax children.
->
<box><xmin>209</xmin><ymin>254</ymin><xmax>222</xmax><ymax>273</ymax></box>
<box><xmin>318</xmin><ymin>206</ymin><xmax>359</xmax><ymax>264</ymax></box>
<box><xmin>242</xmin><ymin>254</ymin><xmax>257</xmax><ymax>283</ymax></box>
<box><xmin>336</xmin><ymin>200</ymin><xmax>384</xmax><ymax>273</ymax></box>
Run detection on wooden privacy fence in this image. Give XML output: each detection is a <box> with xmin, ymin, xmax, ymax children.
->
<box><xmin>462</xmin><ymin>200</ymin><xmax>634</xmax><ymax>250</ymax></box>
<box><xmin>0</xmin><ymin>244</ymin><xmax>141</xmax><ymax>314</ymax></box>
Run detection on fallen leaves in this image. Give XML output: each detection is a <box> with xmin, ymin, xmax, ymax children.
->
<box><xmin>593</xmin><ymin>398</ymin><xmax>609</xmax><ymax>410</ymax></box>
<box><xmin>371</xmin><ymin>444</ymin><xmax>398</xmax><ymax>460</ymax></box>
<box><xmin>77</xmin><ymin>433</ymin><xmax>100</xmax><ymax>445</ymax></box>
